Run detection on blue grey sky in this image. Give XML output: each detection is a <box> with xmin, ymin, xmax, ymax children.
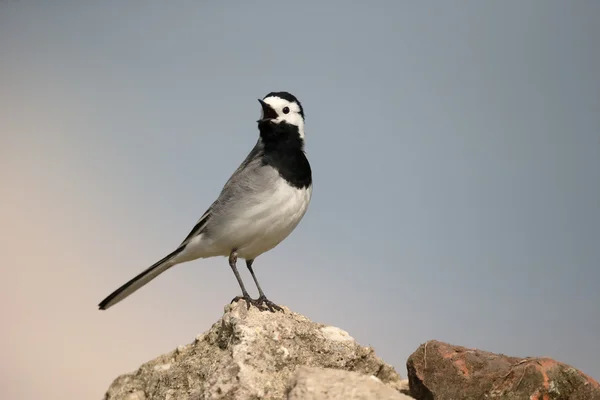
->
<box><xmin>1</xmin><ymin>2</ymin><xmax>599</xmax><ymax>399</ymax></box>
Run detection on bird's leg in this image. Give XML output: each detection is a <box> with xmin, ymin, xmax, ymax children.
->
<box><xmin>246</xmin><ymin>259</ymin><xmax>283</xmax><ymax>312</ymax></box>
<box><xmin>228</xmin><ymin>251</ymin><xmax>264</xmax><ymax>310</ymax></box>
<box><xmin>245</xmin><ymin>259</ymin><xmax>266</xmax><ymax>298</ymax></box>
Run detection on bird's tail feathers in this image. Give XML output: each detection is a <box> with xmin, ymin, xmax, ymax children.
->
<box><xmin>98</xmin><ymin>246</ymin><xmax>185</xmax><ymax>310</ymax></box>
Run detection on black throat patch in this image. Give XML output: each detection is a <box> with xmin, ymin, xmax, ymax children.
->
<box><xmin>258</xmin><ymin>120</ymin><xmax>312</xmax><ymax>189</ymax></box>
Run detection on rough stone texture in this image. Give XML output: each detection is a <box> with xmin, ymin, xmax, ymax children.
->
<box><xmin>398</xmin><ymin>378</ymin><xmax>410</xmax><ymax>395</ymax></box>
<box><xmin>104</xmin><ymin>301</ymin><xmax>404</xmax><ymax>400</ymax></box>
<box><xmin>285</xmin><ymin>366</ymin><xmax>414</xmax><ymax>399</ymax></box>
<box><xmin>407</xmin><ymin>340</ymin><xmax>600</xmax><ymax>400</ymax></box>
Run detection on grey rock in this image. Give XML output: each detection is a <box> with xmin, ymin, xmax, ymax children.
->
<box><xmin>286</xmin><ymin>367</ymin><xmax>414</xmax><ymax>399</ymax></box>
<box><xmin>104</xmin><ymin>301</ymin><xmax>406</xmax><ymax>400</ymax></box>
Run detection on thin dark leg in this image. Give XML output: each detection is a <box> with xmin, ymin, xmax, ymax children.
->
<box><xmin>246</xmin><ymin>259</ymin><xmax>266</xmax><ymax>298</ymax></box>
<box><xmin>229</xmin><ymin>252</ymin><xmax>250</xmax><ymax>298</ymax></box>
<box><xmin>246</xmin><ymin>259</ymin><xmax>283</xmax><ymax>312</ymax></box>
<box><xmin>229</xmin><ymin>252</ymin><xmax>262</xmax><ymax>310</ymax></box>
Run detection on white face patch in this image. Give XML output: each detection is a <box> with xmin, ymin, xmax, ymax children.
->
<box><xmin>262</xmin><ymin>96</ymin><xmax>305</xmax><ymax>139</ymax></box>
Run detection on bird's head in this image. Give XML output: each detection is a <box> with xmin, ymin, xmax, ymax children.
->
<box><xmin>257</xmin><ymin>91</ymin><xmax>305</xmax><ymax>139</ymax></box>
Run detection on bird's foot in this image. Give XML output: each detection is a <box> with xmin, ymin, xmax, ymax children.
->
<box><xmin>230</xmin><ymin>295</ymin><xmax>283</xmax><ymax>312</ymax></box>
<box><xmin>230</xmin><ymin>295</ymin><xmax>266</xmax><ymax>311</ymax></box>
<box><xmin>256</xmin><ymin>295</ymin><xmax>284</xmax><ymax>313</ymax></box>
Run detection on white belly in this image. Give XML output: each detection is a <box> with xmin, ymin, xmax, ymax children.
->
<box><xmin>236</xmin><ymin>183</ymin><xmax>311</xmax><ymax>259</ymax></box>
<box><xmin>185</xmin><ymin>180</ymin><xmax>312</xmax><ymax>261</ymax></box>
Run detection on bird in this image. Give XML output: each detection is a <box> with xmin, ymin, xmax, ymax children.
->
<box><xmin>98</xmin><ymin>91</ymin><xmax>312</xmax><ymax>312</ymax></box>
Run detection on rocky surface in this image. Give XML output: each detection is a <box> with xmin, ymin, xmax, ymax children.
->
<box><xmin>406</xmin><ymin>340</ymin><xmax>600</xmax><ymax>400</ymax></box>
<box><xmin>104</xmin><ymin>300</ymin><xmax>406</xmax><ymax>400</ymax></box>
<box><xmin>286</xmin><ymin>367</ymin><xmax>413</xmax><ymax>399</ymax></box>
<box><xmin>103</xmin><ymin>303</ymin><xmax>600</xmax><ymax>400</ymax></box>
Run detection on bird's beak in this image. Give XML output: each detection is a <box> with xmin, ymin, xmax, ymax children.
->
<box><xmin>257</xmin><ymin>99</ymin><xmax>278</xmax><ymax>122</ymax></box>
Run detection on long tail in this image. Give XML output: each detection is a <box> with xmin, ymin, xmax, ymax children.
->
<box><xmin>98</xmin><ymin>246</ymin><xmax>185</xmax><ymax>310</ymax></box>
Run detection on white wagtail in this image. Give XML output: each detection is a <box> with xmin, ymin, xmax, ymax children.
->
<box><xmin>98</xmin><ymin>92</ymin><xmax>312</xmax><ymax>312</ymax></box>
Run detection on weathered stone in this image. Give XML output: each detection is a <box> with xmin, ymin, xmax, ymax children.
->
<box><xmin>104</xmin><ymin>301</ymin><xmax>404</xmax><ymax>400</ymax></box>
<box><xmin>406</xmin><ymin>340</ymin><xmax>600</xmax><ymax>400</ymax></box>
<box><xmin>285</xmin><ymin>366</ymin><xmax>414</xmax><ymax>399</ymax></box>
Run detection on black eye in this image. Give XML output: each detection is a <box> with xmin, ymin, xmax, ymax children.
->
<box><xmin>282</xmin><ymin>107</ymin><xmax>290</xmax><ymax>114</ymax></box>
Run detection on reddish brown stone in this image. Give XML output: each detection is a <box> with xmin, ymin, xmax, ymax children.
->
<box><xmin>406</xmin><ymin>340</ymin><xmax>600</xmax><ymax>400</ymax></box>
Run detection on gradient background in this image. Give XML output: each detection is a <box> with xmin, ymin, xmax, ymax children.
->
<box><xmin>1</xmin><ymin>2</ymin><xmax>599</xmax><ymax>399</ymax></box>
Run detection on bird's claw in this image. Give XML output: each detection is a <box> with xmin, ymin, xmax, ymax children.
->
<box><xmin>230</xmin><ymin>295</ymin><xmax>264</xmax><ymax>311</ymax></box>
<box><xmin>230</xmin><ymin>295</ymin><xmax>283</xmax><ymax>313</ymax></box>
<box><xmin>256</xmin><ymin>295</ymin><xmax>284</xmax><ymax>313</ymax></box>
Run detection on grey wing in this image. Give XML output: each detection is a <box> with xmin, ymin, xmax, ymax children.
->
<box><xmin>178</xmin><ymin>203</ymin><xmax>214</xmax><ymax>247</ymax></box>
<box><xmin>178</xmin><ymin>139</ymin><xmax>265</xmax><ymax>247</ymax></box>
